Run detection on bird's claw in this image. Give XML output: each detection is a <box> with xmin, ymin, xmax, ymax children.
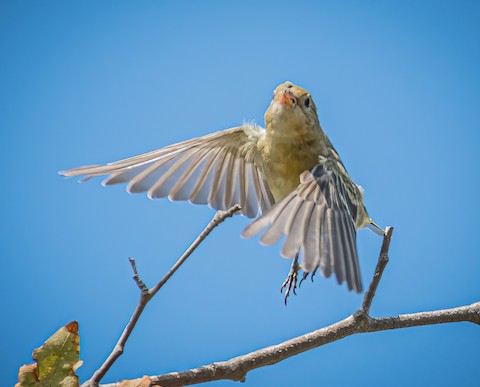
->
<box><xmin>299</xmin><ymin>272</ymin><xmax>309</xmax><ymax>287</ymax></box>
<box><xmin>299</xmin><ymin>268</ymin><xmax>318</xmax><ymax>288</ymax></box>
<box><xmin>280</xmin><ymin>258</ymin><xmax>300</xmax><ymax>305</ymax></box>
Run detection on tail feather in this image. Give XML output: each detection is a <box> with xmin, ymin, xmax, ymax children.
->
<box><xmin>365</xmin><ymin>220</ymin><xmax>385</xmax><ymax>236</ymax></box>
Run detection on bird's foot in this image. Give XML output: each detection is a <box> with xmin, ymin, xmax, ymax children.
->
<box><xmin>280</xmin><ymin>255</ymin><xmax>300</xmax><ymax>305</ymax></box>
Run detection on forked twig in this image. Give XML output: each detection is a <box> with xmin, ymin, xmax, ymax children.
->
<box><xmin>82</xmin><ymin>205</ymin><xmax>242</xmax><ymax>387</ymax></box>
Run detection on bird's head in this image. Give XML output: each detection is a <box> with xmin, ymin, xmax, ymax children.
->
<box><xmin>264</xmin><ymin>81</ymin><xmax>320</xmax><ymax>138</ymax></box>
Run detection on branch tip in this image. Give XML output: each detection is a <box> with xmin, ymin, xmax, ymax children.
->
<box><xmin>129</xmin><ymin>257</ymin><xmax>149</xmax><ymax>294</ymax></box>
<box><xmin>214</xmin><ymin>204</ymin><xmax>242</xmax><ymax>223</ymax></box>
<box><xmin>128</xmin><ymin>257</ymin><xmax>137</xmax><ymax>274</ymax></box>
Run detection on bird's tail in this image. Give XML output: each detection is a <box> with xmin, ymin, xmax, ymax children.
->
<box><xmin>365</xmin><ymin>220</ymin><xmax>385</xmax><ymax>236</ymax></box>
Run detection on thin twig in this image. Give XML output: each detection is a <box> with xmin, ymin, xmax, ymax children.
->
<box><xmin>358</xmin><ymin>226</ymin><xmax>393</xmax><ymax>316</ymax></box>
<box><xmin>82</xmin><ymin>205</ymin><xmax>242</xmax><ymax>387</ymax></box>
<box><xmin>149</xmin><ymin>204</ymin><xmax>242</xmax><ymax>298</ymax></box>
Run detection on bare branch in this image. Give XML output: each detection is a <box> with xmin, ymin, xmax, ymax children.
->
<box><xmin>82</xmin><ymin>205</ymin><xmax>242</xmax><ymax>387</ymax></box>
<box><xmin>142</xmin><ymin>302</ymin><xmax>479</xmax><ymax>387</ymax></box>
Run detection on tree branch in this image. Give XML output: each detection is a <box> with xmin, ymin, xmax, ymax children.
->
<box><xmin>141</xmin><ymin>302</ymin><xmax>479</xmax><ymax>387</ymax></box>
<box><xmin>96</xmin><ymin>226</ymin><xmax>480</xmax><ymax>387</ymax></box>
<box><xmin>82</xmin><ymin>205</ymin><xmax>242</xmax><ymax>387</ymax></box>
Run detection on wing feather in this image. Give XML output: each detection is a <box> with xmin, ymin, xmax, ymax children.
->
<box><xmin>59</xmin><ymin>126</ymin><xmax>274</xmax><ymax>218</ymax></box>
<box><xmin>255</xmin><ymin>193</ymin><xmax>296</xmax><ymax>245</ymax></box>
<box><xmin>243</xmin><ymin>157</ymin><xmax>365</xmax><ymax>292</ymax></box>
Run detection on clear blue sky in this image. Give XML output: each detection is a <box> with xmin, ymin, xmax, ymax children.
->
<box><xmin>2</xmin><ymin>1</ymin><xmax>479</xmax><ymax>386</ymax></box>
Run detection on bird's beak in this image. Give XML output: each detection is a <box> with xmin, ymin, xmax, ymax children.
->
<box><xmin>278</xmin><ymin>89</ymin><xmax>297</xmax><ymax>106</ymax></box>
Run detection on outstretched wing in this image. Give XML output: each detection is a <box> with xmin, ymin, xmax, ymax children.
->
<box><xmin>59</xmin><ymin>125</ymin><xmax>274</xmax><ymax>218</ymax></box>
<box><xmin>243</xmin><ymin>157</ymin><xmax>365</xmax><ymax>292</ymax></box>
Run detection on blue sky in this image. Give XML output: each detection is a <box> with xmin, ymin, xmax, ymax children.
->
<box><xmin>1</xmin><ymin>1</ymin><xmax>479</xmax><ymax>386</ymax></box>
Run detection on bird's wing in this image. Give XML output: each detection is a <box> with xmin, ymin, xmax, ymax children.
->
<box><xmin>59</xmin><ymin>125</ymin><xmax>274</xmax><ymax>218</ymax></box>
<box><xmin>243</xmin><ymin>157</ymin><xmax>364</xmax><ymax>292</ymax></box>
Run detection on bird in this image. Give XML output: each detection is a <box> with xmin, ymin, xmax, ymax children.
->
<box><xmin>59</xmin><ymin>81</ymin><xmax>384</xmax><ymax>301</ymax></box>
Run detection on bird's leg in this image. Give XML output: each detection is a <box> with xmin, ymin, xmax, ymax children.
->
<box><xmin>280</xmin><ymin>252</ymin><xmax>300</xmax><ymax>304</ymax></box>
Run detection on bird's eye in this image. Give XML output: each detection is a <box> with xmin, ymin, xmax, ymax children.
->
<box><xmin>304</xmin><ymin>97</ymin><xmax>310</xmax><ymax>108</ymax></box>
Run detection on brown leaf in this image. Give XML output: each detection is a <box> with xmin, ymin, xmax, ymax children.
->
<box><xmin>16</xmin><ymin>321</ymin><xmax>81</xmax><ymax>387</ymax></box>
<box><xmin>118</xmin><ymin>376</ymin><xmax>153</xmax><ymax>387</ymax></box>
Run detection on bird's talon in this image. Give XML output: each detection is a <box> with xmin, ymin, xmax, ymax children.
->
<box><xmin>311</xmin><ymin>268</ymin><xmax>317</xmax><ymax>282</ymax></box>
<box><xmin>281</xmin><ymin>255</ymin><xmax>300</xmax><ymax>304</ymax></box>
<box><xmin>299</xmin><ymin>272</ymin><xmax>309</xmax><ymax>287</ymax></box>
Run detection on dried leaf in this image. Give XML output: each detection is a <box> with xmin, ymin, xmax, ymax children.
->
<box><xmin>118</xmin><ymin>376</ymin><xmax>152</xmax><ymax>387</ymax></box>
<box><xmin>16</xmin><ymin>321</ymin><xmax>81</xmax><ymax>387</ymax></box>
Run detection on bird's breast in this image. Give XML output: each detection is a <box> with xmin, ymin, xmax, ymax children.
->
<box><xmin>258</xmin><ymin>136</ymin><xmax>321</xmax><ymax>202</ymax></box>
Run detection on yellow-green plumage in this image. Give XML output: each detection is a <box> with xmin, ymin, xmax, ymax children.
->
<box><xmin>59</xmin><ymin>81</ymin><xmax>383</xmax><ymax>294</ymax></box>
